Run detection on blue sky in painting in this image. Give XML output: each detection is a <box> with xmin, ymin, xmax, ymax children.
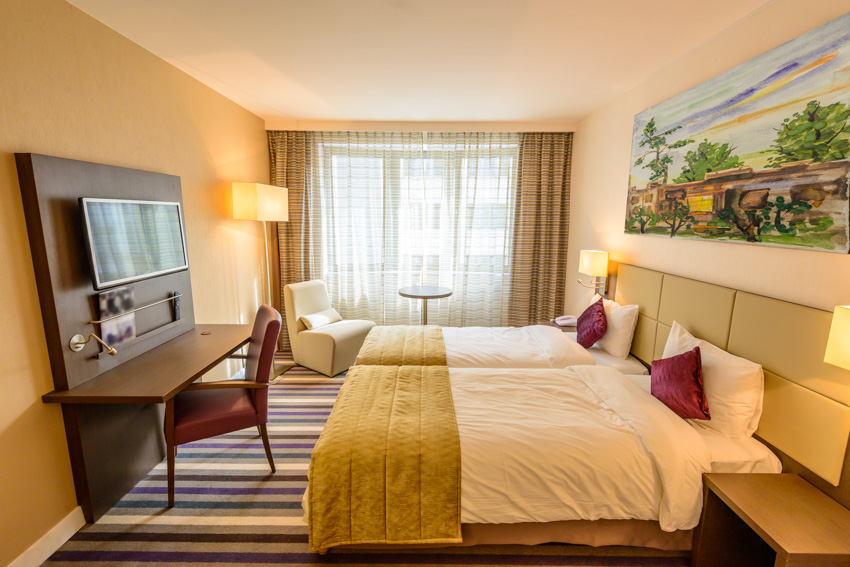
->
<box><xmin>630</xmin><ymin>11</ymin><xmax>850</xmax><ymax>188</ymax></box>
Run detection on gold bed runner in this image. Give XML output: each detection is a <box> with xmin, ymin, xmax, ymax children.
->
<box><xmin>308</xmin><ymin>364</ymin><xmax>461</xmax><ymax>551</ymax></box>
<box><xmin>354</xmin><ymin>325</ymin><xmax>447</xmax><ymax>366</ymax></box>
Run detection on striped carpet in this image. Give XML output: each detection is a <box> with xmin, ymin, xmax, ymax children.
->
<box><xmin>46</xmin><ymin>366</ymin><xmax>689</xmax><ymax>566</ymax></box>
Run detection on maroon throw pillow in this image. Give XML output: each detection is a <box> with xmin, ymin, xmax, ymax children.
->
<box><xmin>576</xmin><ymin>298</ymin><xmax>607</xmax><ymax>348</ymax></box>
<box><xmin>651</xmin><ymin>347</ymin><xmax>711</xmax><ymax>420</ymax></box>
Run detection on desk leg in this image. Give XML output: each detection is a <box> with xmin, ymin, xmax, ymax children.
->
<box><xmin>165</xmin><ymin>398</ymin><xmax>175</xmax><ymax>508</ymax></box>
<box><xmin>422</xmin><ymin>299</ymin><xmax>428</xmax><ymax>325</ymax></box>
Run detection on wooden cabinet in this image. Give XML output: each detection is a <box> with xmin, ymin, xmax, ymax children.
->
<box><xmin>691</xmin><ymin>473</ymin><xmax>850</xmax><ymax>567</ymax></box>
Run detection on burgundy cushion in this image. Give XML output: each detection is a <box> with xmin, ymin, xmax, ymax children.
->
<box><xmin>651</xmin><ymin>346</ymin><xmax>711</xmax><ymax>420</ymax></box>
<box><xmin>172</xmin><ymin>388</ymin><xmax>259</xmax><ymax>445</ymax></box>
<box><xmin>576</xmin><ymin>298</ymin><xmax>607</xmax><ymax>348</ymax></box>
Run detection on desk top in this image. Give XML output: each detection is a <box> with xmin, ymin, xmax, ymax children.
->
<box><xmin>398</xmin><ymin>286</ymin><xmax>453</xmax><ymax>299</ymax></box>
<box><xmin>704</xmin><ymin>473</ymin><xmax>850</xmax><ymax>557</ymax></box>
<box><xmin>43</xmin><ymin>324</ymin><xmax>251</xmax><ymax>405</ymax></box>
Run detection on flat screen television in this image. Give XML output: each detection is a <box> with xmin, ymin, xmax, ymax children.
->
<box><xmin>80</xmin><ymin>198</ymin><xmax>189</xmax><ymax>290</ymax></box>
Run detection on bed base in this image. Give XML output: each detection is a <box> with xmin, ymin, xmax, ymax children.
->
<box><xmin>330</xmin><ymin>520</ymin><xmax>692</xmax><ymax>552</ymax></box>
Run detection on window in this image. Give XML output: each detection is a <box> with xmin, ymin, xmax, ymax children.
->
<box><xmin>306</xmin><ymin>132</ymin><xmax>520</xmax><ymax>326</ymax></box>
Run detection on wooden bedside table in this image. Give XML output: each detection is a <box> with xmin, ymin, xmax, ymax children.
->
<box><xmin>691</xmin><ymin>473</ymin><xmax>850</xmax><ymax>567</ymax></box>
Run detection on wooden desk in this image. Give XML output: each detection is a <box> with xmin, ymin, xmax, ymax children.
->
<box><xmin>691</xmin><ymin>473</ymin><xmax>850</xmax><ymax>567</ymax></box>
<box><xmin>43</xmin><ymin>324</ymin><xmax>251</xmax><ymax>522</ymax></box>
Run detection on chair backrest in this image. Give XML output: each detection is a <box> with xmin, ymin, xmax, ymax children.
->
<box><xmin>244</xmin><ymin>304</ymin><xmax>282</xmax><ymax>422</ymax></box>
<box><xmin>283</xmin><ymin>280</ymin><xmax>332</xmax><ymax>357</ymax></box>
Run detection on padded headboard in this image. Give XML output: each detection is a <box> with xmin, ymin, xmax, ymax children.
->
<box><xmin>615</xmin><ymin>264</ymin><xmax>850</xmax><ymax>505</ymax></box>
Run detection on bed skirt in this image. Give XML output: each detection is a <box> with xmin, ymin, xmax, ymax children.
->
<box><xmin>333</xmin><ymin>520</ymin><xmax>693</xmax><ymax>551</ymax></box>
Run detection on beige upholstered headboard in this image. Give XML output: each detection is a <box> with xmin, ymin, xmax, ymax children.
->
<box><xmin>615</xmin><ymin>264</ymin><xmax>850</xmax><ymax>505</ymax></box>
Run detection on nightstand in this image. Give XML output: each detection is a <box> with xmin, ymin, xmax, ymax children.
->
<box><xmin>691</xmin><ymin>473</ymin><xmax>850</xmax><ymax>567</ymax></box>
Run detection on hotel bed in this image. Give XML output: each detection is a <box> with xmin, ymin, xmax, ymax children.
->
<box><xmin>305</xmin><ymin>264</ymin><xmax>850</xmax><ymax>552</ymax></box>
<box><xmin>356</xmin><ymin>323</ymin><xmax>649</xmax><ymax>374</ymax></box>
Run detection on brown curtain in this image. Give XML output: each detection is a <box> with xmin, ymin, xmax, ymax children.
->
<box><xmin>507</xmin><ymin>132</ymin><xmax>573</xmax><ymax>326</ymax></box>
<box><xmin>268</xmin><ymin>131</ymin><xmax>311</xmax><ymax>353</ymax></box>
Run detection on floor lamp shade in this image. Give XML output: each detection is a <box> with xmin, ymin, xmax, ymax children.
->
<box><xmin>232</xmin><ymin>183</ymin><xmax>289</xmax><ymax>222</ymax></box>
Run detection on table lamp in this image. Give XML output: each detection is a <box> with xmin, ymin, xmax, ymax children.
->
<box><xmin>233</xmin><ymin>182</ymin><xmax>289</xmax><ymax>305</ymax></box>
<box><xmin>577</xmin><ymin>249</ymin><xmax>609</xmax><ymax>294</ymax></box>
<box><xmin>824</xmin><ymin>305</ymin><xmax>850</xmax><ymax>370</ymax></box>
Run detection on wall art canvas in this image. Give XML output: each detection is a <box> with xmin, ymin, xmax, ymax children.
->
<box><xmin>625</xmin><ymin>12</ymin><xmax>850</xmax><ymax>253</ymax></box>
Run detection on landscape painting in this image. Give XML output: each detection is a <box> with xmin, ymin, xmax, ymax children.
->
<box><xmin>625</xmin><ymin>12</ymin><xmax>850</xmax><ymax>253</ymax></box>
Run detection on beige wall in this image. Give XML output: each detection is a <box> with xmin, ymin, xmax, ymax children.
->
<box><xmin>0</xmin><ymin>0</ymin><xmax>268</xmax><ymax>564</ymax></box>
<box><xmin>568</xmin><ymin>0</ymin><xmax>850</xmax><ymax>314</ymax></box>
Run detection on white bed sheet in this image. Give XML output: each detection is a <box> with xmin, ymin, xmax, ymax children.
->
<box><xmin>442</xmin><ymin>325</ymin><xmax>595</xmax><ymax>369</ymax></box>
<box><xmin>564</xmin><ymin>331</ymin><xmax>648</xmax><ymax>374</ymax></box>
<box><xmin>452</xmin><ymin>366</ymin><xmax>711</xmax><ymax>531</ymax></box>
<box><xmin>622</xmin><ymin>374</ymin><xmax>782</xmax><ymax>474</ymax></box>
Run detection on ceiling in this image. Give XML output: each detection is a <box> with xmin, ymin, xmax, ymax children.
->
<box><xmin>67</xmin><ymin>0</ymin><xmax>775</xmax><ymax>128</ymax></box>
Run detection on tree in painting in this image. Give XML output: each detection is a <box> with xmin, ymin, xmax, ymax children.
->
<box><xmin>633</xmin><ymin>118</ymin><xmax>693</xmax><ymax>185</ymax></box>
<box><xmin>766</xmin><ymin>101</ymin><xmax>850</xmax><ymax>167</ymax></box>
<box><xmin>658</xmin><ymin>201</ymin><xmax>694</xmax><ymax>237</ymax></box>
<box><xmin>625</xmin><ymin>206</ymin><xmax>658</xmax><ymax>234</ymax></box>
<box><xmin>762</xmin><ymin>196</ymin><xmax>812</xmax><ymax>235</ymax></box>
<box><xmin>673</xmin><ymin>139</ymin><xmax>744</xmax><ymax>183</ymax></box>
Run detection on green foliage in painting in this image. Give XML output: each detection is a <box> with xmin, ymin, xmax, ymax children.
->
<box><xmin>658</xmin><ymin>202</ymin><xmax>694</xmax><ymax>237</ymax></box>
<box><xmin>761</xmin><ymin>196</ymin><xmax>813</xmax><ymax>235</ymax></box>
<box><xmin>719</xmin><ymin>207</ymin><xmax>766</xmax><ymax>242</ymax></box>
<box><xmin>797</xmin><ymin>215</ymin><xmax>834</xmax><ymax>233</ymax></box>
<box><xmin>625</xmin><ymin>206</ymin><xmax>659</xmax><ymax>234</ymax></box>
<box><xmin>634</xmin><ymin>118</ymin><xmax>694</xmax><ymax>184</ymax></box>
<box><xmin>673</xmin><ymin>139</ymin><xmax>744</xmax><ymax>183</ymax></box>
<box><xmin>766</xmin><ymin>101</ymin><xmax>850</xmax><ymax>167</ymax></box>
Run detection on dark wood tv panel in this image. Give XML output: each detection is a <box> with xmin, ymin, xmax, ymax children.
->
<box><xmin>16</xmin><ymin>153</ymin><xmax>247</xmax><ymax>522</ymax></box>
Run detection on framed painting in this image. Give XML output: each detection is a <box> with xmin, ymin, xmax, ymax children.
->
<box><xmin>625</xmin><ymin>12</ymin><xmax>850</xmax><ymax>253</ymax></box>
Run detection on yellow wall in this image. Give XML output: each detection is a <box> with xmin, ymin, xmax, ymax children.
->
<box><xmin>568</xmin><ymin>0</ymin><xmax>850</xmax><ymax>313</ymax></box>
<box><xmin>0</xmin><ymin>0</ymin><xmax>268</xmax><ymax>563</ymax></box>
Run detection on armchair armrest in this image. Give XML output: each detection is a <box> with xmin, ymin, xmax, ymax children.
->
<box><xmin>183</xmin><ymin>380</ymin><xmax>268</xmax><ymax>392</ymax></box>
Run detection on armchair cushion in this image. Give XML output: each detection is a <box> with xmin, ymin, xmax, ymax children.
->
<box><xmin>300</xmin><ymin>307</ymin><xmax>343</xmax><ymax>330</ymax></box>
<box><xmin>298</xmin><ymin>319</ymin><xmax>376</xmax><ymax>376</ymax></box>
<box><xmin>173</xmin><ymin>388</ymin><xmax>258</xmax><ymax>445</ymax></box>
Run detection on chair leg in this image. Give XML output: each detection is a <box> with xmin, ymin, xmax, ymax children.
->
<box><xmin>259</xmin><ymin>423</ymin><xmax>276</xmax><ymax>473</ymax></box>
<box><xmin>165</xmin><ymin>399</ymin><xmax>176</xmax><ymax>508</ymax></box>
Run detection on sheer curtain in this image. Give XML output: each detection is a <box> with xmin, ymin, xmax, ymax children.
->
<box><xmin>304</xmin><ymin>131</ymin><xmax>520</xmax><ymax>326</ymax></box>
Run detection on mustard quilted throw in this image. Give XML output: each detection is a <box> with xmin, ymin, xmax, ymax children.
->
<box><xmin>354</xmin><ymin>325</ymin><xmax>447</xmax><ymax>366</ymax></box>
<box><xmin>308</xmin><ymin>364</ymin><xmax>461</xmax><ymax>551</ymax></box>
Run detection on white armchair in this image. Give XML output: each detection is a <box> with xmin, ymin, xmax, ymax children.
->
<box><xmin>283</xmin><ymin>280</ymin><xmax>375</xmax><ymax>376</ymax></box>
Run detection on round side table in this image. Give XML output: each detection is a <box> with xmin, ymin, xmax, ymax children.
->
<box><xmin>398</xmin><ymin>286</ymin><xmax>453</xmax><ymax>325</ymax></box>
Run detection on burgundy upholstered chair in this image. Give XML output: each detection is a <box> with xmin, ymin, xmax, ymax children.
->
<box><xmin>164</xmin><ymin>305</ymin><xmax>282</xmax><ymax>507</ymax></box>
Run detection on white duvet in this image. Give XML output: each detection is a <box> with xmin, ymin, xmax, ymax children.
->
<box><xmin>452</xmin><ymin>365</ymin><xmax>712</xmax><ymax>531</ymax></box>
<box><xmin>442</xmin><ymin>325</ymin><xmax>595</xmax><ymax>368</ymax></box>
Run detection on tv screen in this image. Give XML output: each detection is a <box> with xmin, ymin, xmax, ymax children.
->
<box><xmin>81</xmin><ymin>198</ymin><xmax>189</xmax><ymax>290</ymax></box>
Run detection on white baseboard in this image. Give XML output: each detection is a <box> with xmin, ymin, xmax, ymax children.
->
<box><xmin>9</xmin><ymin>507</ymin><xmax>85</xmax><ymax>567</ymax></box>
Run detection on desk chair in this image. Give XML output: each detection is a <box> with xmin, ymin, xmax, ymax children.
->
<box><xmin>164</xmin><ymin>305</ymin><xmax>282</xmax><ymax>507</ymax></box>
<box><xmin>283</xmin><ymin>280</ymin><xmax>375</xmax><ymax>376</ymax></box>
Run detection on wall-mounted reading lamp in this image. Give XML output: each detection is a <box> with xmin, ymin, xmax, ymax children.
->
<box><xmin>70</xmin><ymin>333</ymin><xmax>117</xmax><ymax>355</ymax></box>
<box><xmin>824</xmin><ymin>305</ymin><xmax>850</xmax><ymax>370</ymax></box>
<box><xmin>577</xmin><ymin>249</ymin><xmax>609</xmax><ymax>295</ymax></box>
<box><xmin>232</xmin><ymin>183</ymin><xmax>289</xmax><ymax>305</ymax></box>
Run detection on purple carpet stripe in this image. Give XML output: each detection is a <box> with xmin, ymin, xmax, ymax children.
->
<box><xmin>130</xmin><ymin>486</ymin><xmax>305</xmax><ymax>495</ymax></box>
<box><xmin>48</xmin><ymin>550</ymin><xmax>688</xmax><ymax>565</ymax></box>
<box><xmin>178</xmin><ymin>442</ymin><xmax>314</xmax><ymax>449</ymax></box>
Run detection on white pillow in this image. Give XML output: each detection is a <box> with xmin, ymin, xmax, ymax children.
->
<box><xmin>662</xmin><ymin>321</ymin><xmax>764</xmax><ymax>439</ymax></box>
<box><xmin>588</xmin><ymin>294</ymin><xmax>639</xmax><ymax>359</ymax></box>
<box><xmin>300</xmin><ymin>308</ymin><xmax>342</xmax><ymax>330</ymax></box>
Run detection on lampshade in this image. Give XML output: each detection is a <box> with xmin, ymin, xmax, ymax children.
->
<box><xmin>232</xmin><ymin>182</ymin><xmax>289</xmax><ymax>222</ymax></box>
<box><xmin>824</xmin><ymin>305</ymin><xmax>850</xmax><ymax>370</ymax></box>
<box><xmin>578</xmin><ymin>250</ymin><xmax>609</xmax><ymax>277</ymax></box>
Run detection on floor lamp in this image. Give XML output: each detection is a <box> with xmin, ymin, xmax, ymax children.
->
<box><xmin>232</xmin><ymin>182</ymin><xmax>290</xmax><ymax>378</ymax></box>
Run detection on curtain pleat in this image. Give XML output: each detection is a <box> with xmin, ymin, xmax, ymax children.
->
<box><xmin>507</xmin><ymin>132</ymin><xmax>573</xmax><ymax>326</ymax></box>
<box><xmin>268</xmin><ymin>130</ymin><xmax>311</xmax><ymax>353</ymax></box>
